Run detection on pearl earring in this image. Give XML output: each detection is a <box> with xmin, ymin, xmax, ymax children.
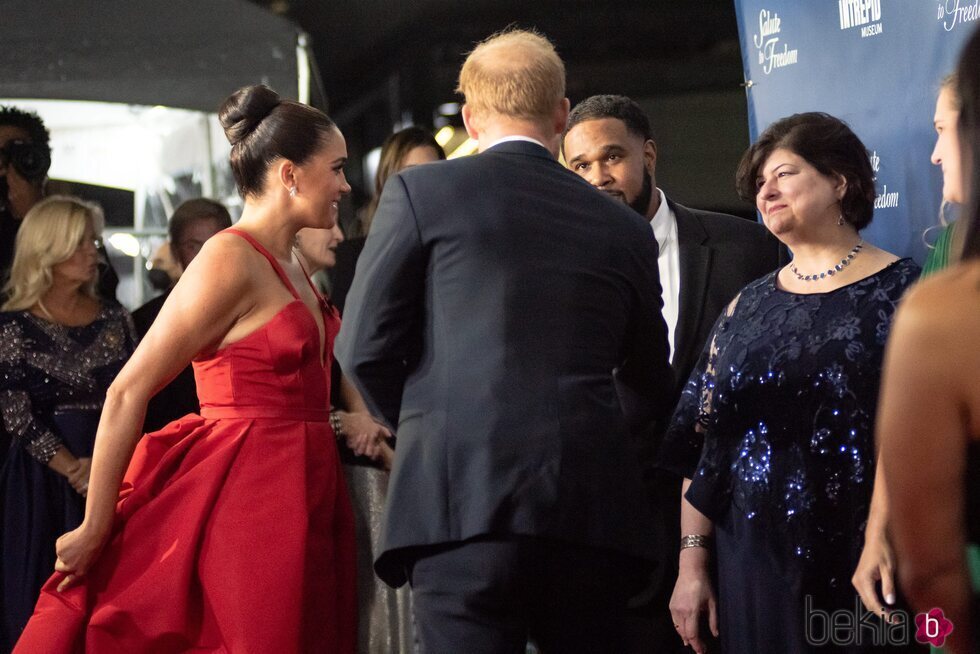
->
<box><xmin>837</xmin><ymin>214</ymin><xmax>845</xmax><ymax>226</ymax></box>
<box><xmin>289</xmin><ymin>186</ymin><xmax>297</xmax><ymax>198</ymax></box>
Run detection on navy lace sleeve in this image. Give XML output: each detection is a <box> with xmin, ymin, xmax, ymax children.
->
<box><xmin>659</xmin><ymin>297</ymin><xmax>739</xmax><ymax>480</ymax></box>
<box><xmin>661</xmin><ymin>259</ymin><xmax>920</xmax><ymax>569</ymax></box>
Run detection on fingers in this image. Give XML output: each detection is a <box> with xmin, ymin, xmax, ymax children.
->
<box><xmin>852</xmin><ymin>570</ymin><xmax>888</xmax><ymax>620</ymax></box>
<box><xmin>56</xmin><ymin>573</ymin><xmax>79</xmax><ymax>593</ymax></box>
<box><xmin>880</xmin><ymin>563</ymin><xmax>896</xmax><ymax>607</ymax></box>
<box><xmin>708</xmin><ymin>596</ymin><xmax>719</xmax><ymax>637</ymax></box>
<box><xmin>683</xmin><ymin>612</ymin><xmax>706</xmax><ymax>654</ymax></box>
<box><xmin>68</xmin><ymin>477</ymin><xmax>88</xmax><ymax>496</ymax></box>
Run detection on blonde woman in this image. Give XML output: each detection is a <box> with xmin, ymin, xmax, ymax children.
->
<box><xmin>0</xmin><ymin>196</ymin><xmax>135</xmax><ymax>650</ymax></box>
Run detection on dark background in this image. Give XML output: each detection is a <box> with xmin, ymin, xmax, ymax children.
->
<box><xmin>251</xmin><ymin>0</ymin><xmax>756</xmax><ymax>217</ymax></box>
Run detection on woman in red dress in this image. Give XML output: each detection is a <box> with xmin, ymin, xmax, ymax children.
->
<box><xmin>14</xmin><ymin>84</ymin><xmax>362</xmax><ymax>653</ymax></box>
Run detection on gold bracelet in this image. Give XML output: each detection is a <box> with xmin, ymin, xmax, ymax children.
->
<box><xmin>679</xmin><ymin>534</ymin><xmax>710</xmax><ymax>550</ymax></box>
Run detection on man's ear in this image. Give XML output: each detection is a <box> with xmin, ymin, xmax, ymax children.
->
<box><xmin>462</xmin><ymin>104</ymin><xmax>480</xmax><ymax>141</ymax></box>
<box><xmin>553</xmin><ymin>98</ymin><xmax>570</xmax><ymax>135</ymax></box>
<box><xmin>643</xmin><ymin>139</ymin><xmax>658</xmax><ymax>177</ymax></box>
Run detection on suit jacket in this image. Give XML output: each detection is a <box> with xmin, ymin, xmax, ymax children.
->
<box><xmin>336</xmin><ymin>140</ymin><xmax>675</xmax><ymax>586</ymax></box>
<box><xmin>670</xmin><ymin>199</ymin><xmax>788</xmax><ymax>388</ymax></box>
<box><xmin>326</xmin><ymin>235</ymin><xmax>366</xmax><ymax>315</ymax></box>
<box><xmin>131</xmin><ymin>289</ymin><xmax>200</xmax><ymax>433</ymax></box>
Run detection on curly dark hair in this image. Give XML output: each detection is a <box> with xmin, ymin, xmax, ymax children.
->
<box><xmin>735</xmin><ymin>112</ymin><xmax>876</xmax><ymax>230</ymax></box>
<box><xmin>0</xmin><ymin>105</ymin><xmax>52</xmax><ymax>176</ymax></box>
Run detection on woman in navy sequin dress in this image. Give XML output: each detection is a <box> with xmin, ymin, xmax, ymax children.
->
<box><xmin>0</xmin><ymin>197</ymin><xmax>135</xmax><ymax>651</ymax></box>
<box><xmin>662</xmin><ymin>114</ymin><xmax>921</xmax><ymax>653</ymax></box>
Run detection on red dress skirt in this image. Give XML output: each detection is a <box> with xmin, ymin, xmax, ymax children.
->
<box><xmin>15</xmin><ymin>229</ymin><xmax>357</xmax><ymax>653</ymax></box>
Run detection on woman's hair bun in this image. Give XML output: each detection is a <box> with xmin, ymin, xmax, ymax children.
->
<box><xmin>219</xmin><ymin>85</ymin><xmax>281</xmax><ymax>146</ymax></box>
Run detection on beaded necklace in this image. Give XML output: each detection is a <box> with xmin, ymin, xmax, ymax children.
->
<box><xmin>789</xmin><ymin>240</ymin><xmax>864</xmax><ymax>282</ymax></box>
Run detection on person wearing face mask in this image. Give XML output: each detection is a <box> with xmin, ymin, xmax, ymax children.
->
<box><xmin>14</xmin><ymin>85</ymin><xmax>362</xmax><ymax>653</ymax></box>
<box><xmin>660</xmin><ymin>113</ymin><xmax>920</xmax><ymax>654</ymax></box>
<box><xmin>131</xmin><ymin>198</ymin><xmax>232</xmax><ymax>433</ymax></box>
<box><xmin>0</xmin><ymin>197</ymin><xmax>136</xmax><ymax>651</ymax></box>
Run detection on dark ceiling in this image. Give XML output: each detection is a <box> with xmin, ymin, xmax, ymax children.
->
<box><xmin>253</xmin><ymin>0</ymin><xmax>742</xmax><ymax>123</ymax></box>
<box><xmin>249</xmin><ymin>0</ymin><xmax>748</xmax><ymax>209</ymax></box>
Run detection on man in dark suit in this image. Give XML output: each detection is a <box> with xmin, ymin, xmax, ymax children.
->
<box><xmin>132</xmin><ymin>198</ymin><xmax>231</xmax><ymax>432</ymax></box>
<box><xmin>336</xmin><ymin>30</ymin><xmax>674</xmax><ymax>654</ymax></box>
<box><xmin>563</xmin><ymin>94</ymin><xmax>788</xmax><ymax>652</ymax></box>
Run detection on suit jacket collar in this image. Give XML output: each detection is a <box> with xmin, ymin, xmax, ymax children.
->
<box><xmin>484</xmin><ymin>139</ymin><xmax>557</xmax><ymax>161</ymax></box>
<box><xmin>670</xmin><ymin>199</ymin><xmax>712</xmax><ymax>383</ymax></box>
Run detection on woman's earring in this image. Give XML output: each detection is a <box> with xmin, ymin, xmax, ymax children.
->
<box><xmin>289</xmin><ymin>186</ymin><xmax>297</xmax><ymax>198</ymax></box>
<box><xmin>837</xmin><ymin>213</ymin><xmax>845</xmax><ymax>226</ymax></box>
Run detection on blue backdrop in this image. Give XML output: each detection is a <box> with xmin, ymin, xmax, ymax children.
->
<box><xmin>733</xmin><ymin>0</ymin><xmax>978</xmax><ymax>261</ymax></box>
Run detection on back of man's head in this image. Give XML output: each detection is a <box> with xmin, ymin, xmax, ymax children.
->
<box><xmin>168</xmin><ymin>198</ymin><xmax>231</xmax><ymax>244</ymax></box>
<box><xmin>565</xmin><ymin>95</ymin><xmax>653</xmax><ymax>144</ymax></box>
<box><xmin>456</xmin><ymin>29</ymin><xmax>566</xmax><ymax>122</ymax></box>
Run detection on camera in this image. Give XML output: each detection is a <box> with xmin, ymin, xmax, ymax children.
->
<box><xmin>0</xmin><ymin>139</ymin><xmax>50</xmax><ymax>182</ymax></box>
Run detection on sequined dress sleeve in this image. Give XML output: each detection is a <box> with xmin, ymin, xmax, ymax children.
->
<box><xmin>660</xmin><ymin>259</ymin><xmax>920</xmax><ymax>570</ymax></box>
<box><xmin>0</xmin><ymin>306</ymin><xmax>136</xmax><ymax>464</ymax></box>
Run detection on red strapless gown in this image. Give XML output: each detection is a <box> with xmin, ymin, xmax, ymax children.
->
<box><xmin>15</xmin><ymin>229</ymin><xmax>356</xmax><ymax>653</ymax></box>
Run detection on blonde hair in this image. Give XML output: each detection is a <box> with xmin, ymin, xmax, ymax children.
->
<box><xmin>2</xmin><ymin>195</ymin><xmax>105</xmax><ymax>311</ymax></box>
<box><xmin>456</xmin><ymin>28</ymin><xmax>566</xmax><ymax>122</ymax></box>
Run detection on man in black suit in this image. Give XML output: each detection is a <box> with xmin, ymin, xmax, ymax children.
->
<box><xmin>563</xmin><ymin>94</ymin><xmax>788</xmax><ymax>652</ymax></box>
<box><xmin>132</xmin><ymin>198</ymin><xmax>231</xmax><ymax>432</ymax></box>
<box><xmin>336</xmin><ymin>30</ymin><xmax>674</xmax><ymax>654</ymax></box>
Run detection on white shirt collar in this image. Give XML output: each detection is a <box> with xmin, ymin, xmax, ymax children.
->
<box><xmin>484</xmin><ymin>135</ymin><xmax>550</xmax><ymax>151</ymax></box>
<box><xmin>649</xmin><ymin>188</ymin><xmax>675</xmax><ymax>245</ymax></box>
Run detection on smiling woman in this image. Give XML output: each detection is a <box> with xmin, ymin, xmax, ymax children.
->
<box><xmin>0</xmin><ymin>196</ymin><xmax>136</xmax><ymax>651</ymax></box>
<box><xmin>661</xmin><ymin>112</ymin><xmax>921</xmax><ymax>654</ymax></box>
<box><xmin>14</xmin><ymin>85</ymin><xmax>358</xmax><ymax>653</ymax></box>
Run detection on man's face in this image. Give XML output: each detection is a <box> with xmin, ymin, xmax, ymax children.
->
<box><xmin>0</xmin><ymin>124</ymin><xmax>44</xmax><ymax>219</ymax></box>
<box><xmin>173</xmin><ymin>218</ymin><xmax>224</xmax><ymax>270</ymax></box>
<box><xmin>563</xmin><ymin>117</ymin><xmax>657</xmax><ymax>217</ymax></box>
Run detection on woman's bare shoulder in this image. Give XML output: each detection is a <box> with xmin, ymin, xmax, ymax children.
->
<box><xmin>896</xmin><ymin>260</ymin><xmax>980</xmax><ymax>343</ymax></box>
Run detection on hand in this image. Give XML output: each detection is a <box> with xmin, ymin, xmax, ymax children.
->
<box><xmin>341</xmin><ymin>411</ymin><xmax>392</xmax><ymax>461</ymax></box>
<box><xmin>852</xmin><ymin>529</ymin><xmax>896</xmax><ymax>620</ymax></box>
<box><xmin>66</xmin><ymin>457</ymin><xmax>92</xmax><ymax>497</ymax></box>
<box><xmin>54</xmin><ymin>522</ymin><xmax>109</xmax><ymax>592</ymax></box>
<box><xmin>670</xmin><ymin>550</ymin><xmax>719</xmax><ymax>654</ymax></box>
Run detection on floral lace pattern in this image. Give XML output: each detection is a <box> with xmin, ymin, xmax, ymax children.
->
<box><xmin>661</xmin><ymin>258</ymin><xmax>919</xmax><ymax>574</ymax></box>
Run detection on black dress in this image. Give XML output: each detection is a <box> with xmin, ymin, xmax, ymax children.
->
<box><xmin>661</xmin><ymin>259</ymin><xmax>921</xmax><ymax>653</ymax></box>
<box><xmin>0</xmin><ymin>305</ymin><xmax>135</xmax><ymax>652</ymax></box>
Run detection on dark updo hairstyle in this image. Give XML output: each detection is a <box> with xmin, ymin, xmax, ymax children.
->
<box><xmin>735</xmin><ymin>112</ymin><xmax>876</xmax><ymax>230</ymax></box>
<box><xmin>957</xmin><ymin>26</ymin><xmax>980</xmax><ymax>259</ymax></box>
<box><xmin>219</xmin><ymin>85</ymin><xmax>337</xmax><ymax>197</ymax></box>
